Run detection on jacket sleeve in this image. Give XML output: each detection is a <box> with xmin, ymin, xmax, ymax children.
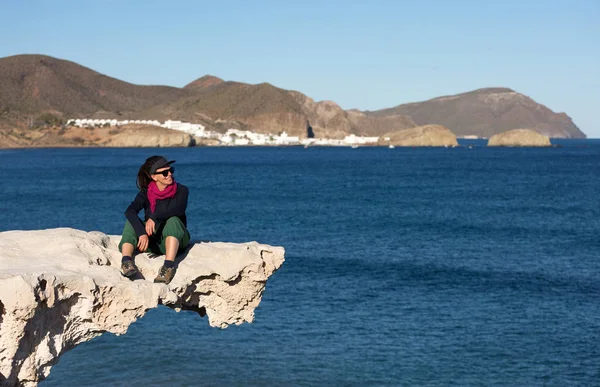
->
<box><xmin>124</xmin><ymin>191</ymin><xmax>147</xmax><ymax>238</ymax></box>
<box><xmin>149</xmin><ymin>184</ymin><xmax>188</xmax><ymax>223</ymax></box>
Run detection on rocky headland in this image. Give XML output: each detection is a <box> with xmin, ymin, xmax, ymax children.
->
<box><xmin>0</xmin><ymin>228</ymin><xmax>284</xmax><ymax>386</ymax></box>
<box><xmin>378</xmin><ymin>125</ymin><xmax>459</xmax><ymax>147</ymax></box>
<box><xmin>0</xmin><ymin>124</ymin><xmax>215</xmax><ymax>148</ymax></box>
<box><xmin>487</xmin><ymin>129</ymin><xmax>552</xmax><ymax>147</ymax></box>
<box><xmin>369</xmin><ymin>88</ymin><xmax>585</xmax><ymax>139</ymax></box>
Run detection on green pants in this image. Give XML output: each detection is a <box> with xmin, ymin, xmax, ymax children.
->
<box><xmin>118</xmin><ymin>217</ymin><xmax>190</xmax><ymax>255</ymax></box>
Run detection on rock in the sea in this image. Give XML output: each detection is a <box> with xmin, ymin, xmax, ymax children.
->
<box><xmin>0</xmin><ymin>228</ymin><xmax>284</xmax><ymax>387</ymax></box>
<box><xmin>378</xmin><ymin>124</ymin><xmax>458</xmax><ymax>147</ymax></box>
<box><xmin>487</xmin><ymin>128</ymin><xmax>551</xmax><ymax>147</ymax></box>
<box><xmin>100</xmin><ymin>125</ymin><xmax>195</xmax><ymax>147</ymax></box>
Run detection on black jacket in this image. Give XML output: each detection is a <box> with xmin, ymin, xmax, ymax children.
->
<box><xmin>125</xmin><ymin>183</ymin><xmax>188</xmax><ymax>238</ymax></box>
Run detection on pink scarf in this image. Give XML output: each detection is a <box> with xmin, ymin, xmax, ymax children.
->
<box><xmin>147</xmin><ymin>181</ymin><xmax>177</xmax><ymax>212</ymax></box>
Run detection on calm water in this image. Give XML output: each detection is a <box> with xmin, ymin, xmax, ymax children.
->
<box><xmin>2</xmin><ymin>141</ymin><xmax>600</xmax><ymax>386</ymax></box>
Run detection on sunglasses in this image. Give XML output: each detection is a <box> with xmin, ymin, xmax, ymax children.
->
<box><xmin>154</xmin><ymin>167</ymin><xmax>174</xmax><ymax>177</ymax></box>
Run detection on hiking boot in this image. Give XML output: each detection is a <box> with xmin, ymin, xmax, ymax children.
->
<box><xmin>154</xmin><ymin>264</ymin><xmax>176</xmax><ymax>284</ymax></box>
<box><xmin>121</xmin><ymin>260</ymin><xmax>139</xmax><ymax>278</ymax></box>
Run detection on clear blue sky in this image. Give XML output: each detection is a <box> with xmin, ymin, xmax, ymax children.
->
<box><xmin>1</xmin><ymin>0</ymin><xmax>598</xmax><ymax>136</ymax></box>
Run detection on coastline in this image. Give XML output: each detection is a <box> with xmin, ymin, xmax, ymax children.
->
<box><xmin>3</xmin><ymin>140</ymin><xmax>596</xmax><ymax>150</ymax></box>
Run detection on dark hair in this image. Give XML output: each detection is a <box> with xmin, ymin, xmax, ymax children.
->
<box><xmin>137</xmin><ymin>155</ymin><xmax>163</xmax><ymax>190</ymax></box>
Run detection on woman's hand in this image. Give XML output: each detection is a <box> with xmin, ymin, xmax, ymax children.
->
<box><xmin>145</xmin><ymin>219</ymin><xmax>156</xmax><ymax>236</ymax></box>
<box><xmin>137</xmin><ymin>235</ymin><xmax>149</xmax><ymax>252</ymax></box>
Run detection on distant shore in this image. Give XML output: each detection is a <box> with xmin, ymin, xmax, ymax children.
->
<box><xmin>2</xmin><ymin>139</ymin><xmax>596</xmax><ymax>151</ymax></box>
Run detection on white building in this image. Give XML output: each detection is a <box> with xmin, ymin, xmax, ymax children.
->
<box><xmin>234</xmin><ymin>138</ymin><xmax>251</xmax><ymax>145</ymax></box>
<box><xmin>163</xmin><ymin>120</ymin><xmax>206</xmax><ymax>136</ymax></box>
<box><xmin>66</xmin><ymin>117</ymin><xmax>374</xmax><ymax>147</ymax></box>
<box><xmin>343</xmin><ymin>134</ymin><xmax>379</xmax><ymax>145</ymax></box>
<box><xmin>221</xmin><ymin>129</ymin><xmax>251</xmax><ymax>145</ymax></box>
<box><xmin>163</xmin><ymin>120</ymin><xmax>183</xmax><ymax>130</ymax></box>
<box><xmin>275</xmin><ymin>131</ymin><xmax>300</xmax><ymax>145</ymax></box>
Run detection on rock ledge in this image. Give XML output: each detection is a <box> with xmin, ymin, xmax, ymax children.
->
<box><xmin>0</xmin><ymin>228</ymin><xmax>285</xmax><ymax>386</ymax></box>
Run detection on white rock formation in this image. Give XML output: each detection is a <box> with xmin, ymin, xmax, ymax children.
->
<box><xmin>0</xmin><ymin>228</ymin><xmax>285</xmax><ymax>387</ymax></box>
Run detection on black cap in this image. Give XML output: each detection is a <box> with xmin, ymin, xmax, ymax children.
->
<box><xmin>149</xmin><ymin>157</ymin><xmax>176</xmax><ymax>175</ymax></box>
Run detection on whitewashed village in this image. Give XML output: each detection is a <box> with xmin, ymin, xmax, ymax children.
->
<box><xmin>67</xmin><ymin>118</ymin><xmax>381</xmax><ymax>146</ymax></box>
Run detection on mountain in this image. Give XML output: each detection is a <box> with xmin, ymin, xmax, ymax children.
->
<box><xmin>0</xmin><ymin>55</ymin><xmax>585</xmax><ymax>140</ymax></box>
<box><xmin>140</xmin><ymin>81</ymin><xmax>416</xmax><ymax>138</ymax></box>
<box><xmin>367</xmin><ymin>88</ymin><xmax>585</xmax><ymax>138</ymax></box>
<box><xmin>0</xmin><ymin>55</ymin><xmax>414</xmax><ymax>138</ymax></box>
<box><xmin>0</xmin><ymin>54</ymin><xmax>190</xmax><ymax>120</ymax></box>
<box><xmin>184</xmin><ymin>75</ymin><xmax>224</xmax><ymax>90</ymax></box>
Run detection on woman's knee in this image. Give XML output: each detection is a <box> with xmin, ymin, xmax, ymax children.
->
<box><xmin>119</xmin><ymin>221</ymin><xmax>138</xmax><ymax>252</ymax></box>
<box><xmin>118</xmin><ymin>239</ymin><xmax>137</xmax><ymax>253</ymax></box>
<box><xmin>162</xmin><ymin>217</ymin><xmax>186</xmax><ymax>239</ymax></box>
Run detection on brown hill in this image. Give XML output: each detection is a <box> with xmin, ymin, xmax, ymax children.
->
<box><xmin>138</xmin><ymin>81</ymin><xmax>306</xmax><ymax>134</ymax></box>
<box><xmin>0</xmin><ymin>54</ymin><xmax>190</xmax><ymax>120</ymax></box>
<box><xmin>0</xmin><ymin>54</ymin><xmax>415</xmax><ymax>139</ymax></box>
<box><xmin>142</xmin><ymin>82</ymin><xmax>416</xmax><ymax>138</ymax></box>
<box><xmin>0</xmin><ymin>55</ymin><xmax>585</xmax><ymax>141</ymax></box>
<box><xmin>368</xmin><ymin>87</ymin><xmax>585</xmax><ymax>139</ymax></box>
<box><xmin>184</xmin><ymin>75</ymin><xmax>224</xmax><ymax>90</ymax></box>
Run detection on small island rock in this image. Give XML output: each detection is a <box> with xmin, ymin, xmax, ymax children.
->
<box><xmin>378</xmin><ymin>124</ymin><xmax>458</xmax><ymax>147</ymax></box>
<box><xmin>487</xmin><ymin>129</ymin><xmax>551</xmax><ymax>147</ymax></box>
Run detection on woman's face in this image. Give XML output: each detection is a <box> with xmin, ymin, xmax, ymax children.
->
<box><xmin>151</xmin><ymin>167</ymin><xmax>174</xmax><ymax>185</ymax></box>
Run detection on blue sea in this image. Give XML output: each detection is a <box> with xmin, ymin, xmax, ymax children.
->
<box><xmin>2</xmin><ymin>140</ymin><xmax>600</xmax><ymax>386</ymax></box>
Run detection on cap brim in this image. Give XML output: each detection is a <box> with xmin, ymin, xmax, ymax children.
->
<box><xmin>150</xmin><ymin>160</ymin><xmax>176</xmax><ymax>174</ymax></box>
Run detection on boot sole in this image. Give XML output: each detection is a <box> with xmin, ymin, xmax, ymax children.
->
<box><xmin>122</xmin><ymin>269</ymin><xmax>139</xmax><ymax>278</ymax></box>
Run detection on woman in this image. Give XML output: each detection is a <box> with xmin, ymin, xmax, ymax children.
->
<box><xmin>119</xmin><ymin>155</ymin><xmax>190</xmax><ymax>284</ymax></box>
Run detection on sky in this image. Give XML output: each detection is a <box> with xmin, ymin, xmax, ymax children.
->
<box><xmin>1</xmin><ymin>0</ymin><xmax>598</xmax><ymax>136</ymax></box>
